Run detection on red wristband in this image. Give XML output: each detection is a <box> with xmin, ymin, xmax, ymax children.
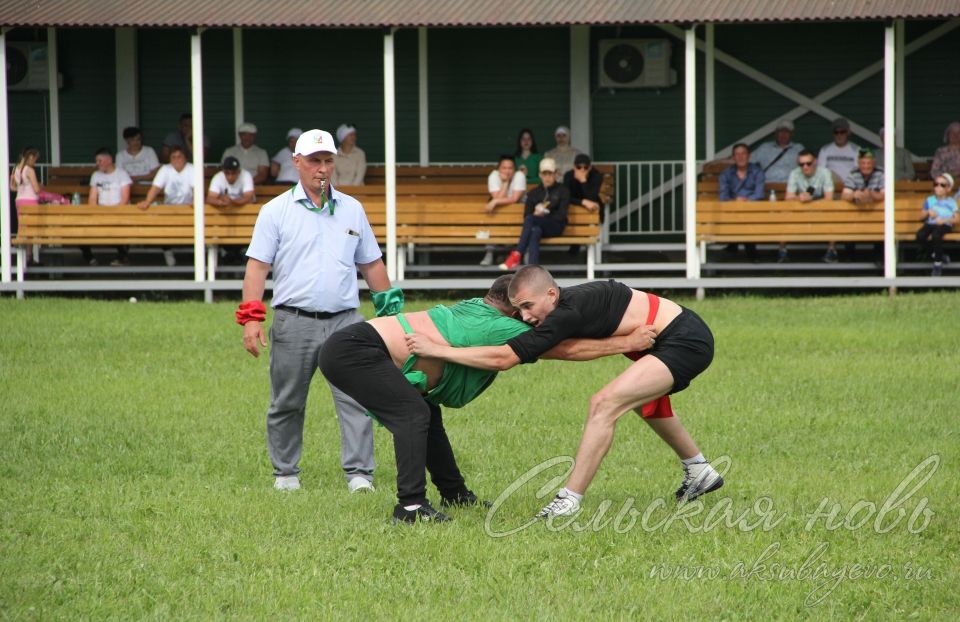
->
<box><xmin>236</xmin><ymin>300</ymin><xmax>267</xmax><ymax>325</ymax></box>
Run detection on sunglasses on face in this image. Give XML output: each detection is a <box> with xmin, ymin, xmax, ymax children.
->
<box><xmin>934</xmin><ymin>181</ymin><xmax>950</xmax><ymax>188</ymax></box>
<box><xmin>574</xmin><ymin>165</ymin><xmax>590</xmax><ymax>170</ymax></box>
<box><xmin>834</xmin><ymin>129</ymin><xmax>848</xmax><ymax>134</ymax></box>
<box><xmin>799</xmin><ymin>160</ymin><xmax>815</xmax><ymax>167</ymax></box>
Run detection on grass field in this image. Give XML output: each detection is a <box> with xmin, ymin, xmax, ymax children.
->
<box><xmin>1</xmin><ymin>292</ymin><xmax>958</xmax><ymax>620</ymax></box>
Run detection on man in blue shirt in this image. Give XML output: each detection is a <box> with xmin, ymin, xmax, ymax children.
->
<box><xmin>236</xmin><ymin>128</ymin><xmax>401</xmax><ymax>494</ymax></box>
<box><xmin>750</xmin><ymin>118</ymin><xmax>804</xmax><ymax>183</ymax></box>
<box><xmin>719</xmin><ymin>142</ymin><xmax>766</xmax><ymax>259</ymax></box>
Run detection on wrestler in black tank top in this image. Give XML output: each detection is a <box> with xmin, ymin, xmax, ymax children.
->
<box><xmin>507</xmin><ymin>280</ymin><xmax>633</xmax><ymax>364</ymax></box>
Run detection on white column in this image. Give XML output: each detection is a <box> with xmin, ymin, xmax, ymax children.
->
<box><xmin>418</xmin><ymin>28</ymin><xmax>429</xmax><ymax>166</ymax></box>
<box><xmin>883</xmin><ymin>24</ymin><xmax>896</xmax><ymax>280</ymax></box>
<box><xmin>705</xmin><ymin>23</ymin><xmax>715</xmax><ymax>159</ymax></box>
<box><xmin>384</xmin><ymin>28</ymin><xmax>398</xmax><ymax>282</ymax></box>
<box><xmin>47</xmin><ymin>28</ymin><xmax>61</xmax><ymax>165</ymax></box>
<box><xmin>190</xmin><ymin>30</ymin><xmax>206</xmax><ymax>283</ymax></box>
<box><xmin>895</xmin><ymin>19</ymin><xmax>905</xmax><ymax>148</ymax></box>
<box><xmin>115</xmin><ymin>28</ymin><xmax>138</xmax><ymax>150</ymax></box>
<box><xmin>684</xmin><ymin>26</ymin><xmax>700</xmax><ymax>279</ymax></box>
<box><xmin>233</xmin><ymin>28</ymin><xmax>244</xmax><ymax>129</ymax></box>
<box><xmin>1</xmin><ymin>29</ymin><xmax>11</xmax><ymax>283</ymax></box>
<box><xmin>570</xmin><ymin>26</ymin><xmax>591</xmax><ymax>154</ymax></box>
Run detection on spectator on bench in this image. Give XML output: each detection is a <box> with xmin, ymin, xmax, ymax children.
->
<box><xmin>480</xmin><ymin>155</ymin><xmax>527</xmax><ymax>267</ymax></box>
<box><xmin>931</xmin><ymin>121</ymin><xmax>960</xmax><ymax>180</ymax></box>
<box><xmin>160</xmin><ymin>112</ymin><xmax>209</xmax><ymax>164</ymax></box>
<box><xmin>783</xmin><ymin>150</ymin><xmax>835</xmax><ymax>263</ymax></box>
<box><xmin>544</xmin><ymin>125</ymin><xmax>583</xmax><ymax>178</ymax></box>
<box><xmin>875</xmin><ymin>126</ymin><xmax>916</xmax><ymax>181</ymax></box>
<box><xmin>514</xmin><ymin>128</ymin><xmax>542</xmax><ymax>185</ymax></box>
<box><xmin>207</xmin><ymin>156</ymin><xmax>255</xmax><ymax>265</ymax></box>
<box><xmin>563</xmin><ymin>153</ymin><xmax>604</xmax><ymax>256</ymax></box>
<box><xmin>499</xmin><ymin>157</ymin><xmax>570</xmax><ymax>271</ymax></box>
<box><xmin>116</xmin><ymin>126</ymin><xmax>159</xmax><ymax>184</ymax></box>
<box><xmin>564</xmin><ymin>153</ymin><xmax>603</xmax><ymax>213</ymax></box>
<box><xmin>826</xmin><ymin>148</ymin><xmax>884</xmax><ymax>264</ymax></box>
<box><xmin>332</xmin><ymin>124</ymin><xmax>367</xmax><ymax>186</ymax></box>
<box><xmin>137</xmin><ymin>145</ymin><xmax>195</xmax><ymax>267</ymax></box>
<box><xmin>917</xmin><ymin>173</ymin><xmax>958</xmax><ymax>277</ymax></box>
<box><xmin>207</xmin><ymin>156</ymin><xmax>255</xmax><ymax>207</ymax></box>
<box><xmin>818</xmin><ymin>118</ymin><xmax>859</xmax><ymax>183</ymax></box>
<box><xmin>719</xmin><ymin>143</ymin><xmax>765</xmax><ymax>260</ymax></box>
<box><xmin>223</xmin><ymin>122</ymin><xmax>270</xmax><ymax>184</ymax></box>
<box><xmin>270</xmin><ymin>128</ymin><xmax>302</xmax><ymax>184</ymax></box>
<box><xmin>10</xmin><ymin>146</ymin><xmax>42</xmax><ymax>264</ymax></box>
<box><xmin>751</xmin><ymin>119</ymin><xmax>804</xmax><ymax>183</ymax></box>
<box><xmin>84</xmin><ymin>148</ymin><xmax>133</xmax><ymax>266</ymax></box>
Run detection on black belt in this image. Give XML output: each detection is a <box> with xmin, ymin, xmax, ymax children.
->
<box><xmin>275</xmin><ymin>305</ymin><xmax>348</xmax><ymax>320</ymax></box>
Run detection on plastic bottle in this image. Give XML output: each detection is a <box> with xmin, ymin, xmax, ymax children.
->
<box><xmin>769</xmin><ymin>189</ymin><xmax>776</xmax><ymax>202</ymax></box>
<box><xmin>71</xmin><ymin>192</ymin><xmax>80</xmax><ymax>205</ymax></box>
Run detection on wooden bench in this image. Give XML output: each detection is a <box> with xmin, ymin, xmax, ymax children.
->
<box><xmin>695</xmin><ymin>198</ymin><xmax>958</xmax><ymax>262</ymax></box>
<box><xmin>202</xmin><ymin>197</ymin><xmax>602</xmax><ymax>279</ymax></box>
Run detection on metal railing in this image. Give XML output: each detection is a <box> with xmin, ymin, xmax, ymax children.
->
<box><xmin>598</xmin><ymin>160</ymin><xmax>690</xmax><ymax>238</ymax></box>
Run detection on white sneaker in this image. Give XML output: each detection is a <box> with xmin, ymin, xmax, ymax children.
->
<box><xmin>347</xmin><ymin>476</ymin><xmax>375</xmax><ymax>493</ymax></box>
<box><xmin>274</xmin><ymin>475</ymin><xmax>301</xmax><ymax>491</ymax></box>
<box><xmin>163</xmin><ymin>249</ymin><xmax>176</xmax><ymax>267</ymax></box>
<box><xmin>675</xmin><ymin>461</ymin><xmax>723</xmax><ymax>502</ymax></box>
<box><xmin>537</xmin><ymin>489</ymin><xmax>581</xmax><ymax>518</ymax></box>
<box><xmin>479</xmin><ymin>251</ymin><xmax>494</xmax><ymax>266</ymax></box>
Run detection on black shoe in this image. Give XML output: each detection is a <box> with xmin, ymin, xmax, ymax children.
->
<box><xmin>440</xmin><ymin>489</ymin><xmax>493</xmax><ymax>509</ymax></box>
<box><xmin>392</xmin><ymin>501</ymin><xmax>451</xmax><ymax>524</ymax></box>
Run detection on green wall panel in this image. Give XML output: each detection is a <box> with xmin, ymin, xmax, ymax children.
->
<box><xmin>57</xmin><ymin>29</ymin><xmax>116</xmax><ymax>162</ymax></box>
<box><xmin>426</xmin><ymin>27</ymin><xmax>570</xmax><ymax>162</ymax></box>
<box><xmin>591</xmin><ymin>26</ymin><xmax>688</xmax><ymax>161</ymax></box>
<box><xmin>137</xmin><ymin>29</ymin><xmax>234</xmax><ymax>161</ymax></box>
<box><xmin>4</xmin><ymin>29</ymin><xmax>50</xmax><ymax>163</ymax></box>
<box><xmin>242</xmin><ymin>28</ymin><xmax>420</xmax><ymax>163</ymax></box>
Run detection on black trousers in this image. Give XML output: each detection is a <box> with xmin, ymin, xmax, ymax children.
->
<box><xmin>916</xmin><ymin>223</ymin><xmax>953</xmax><ymax>262</ymax></box>
<box><xmin>320</xmin><ymin>322</ymin><xmax>468</xmax><ymax>505</ymax></box>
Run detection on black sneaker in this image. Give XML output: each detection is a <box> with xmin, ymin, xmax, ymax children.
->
<box><xmin>440</xmin><ymin>490</ymin><xmax>493</xmax><ymax>509</ymax></box>
<box><xmin>392</xmin><ymin>501</ymin><xmax>451</xmax><ymax>524</ymax></box>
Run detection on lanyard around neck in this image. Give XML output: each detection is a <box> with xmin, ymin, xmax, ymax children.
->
<box><xmin>298</xmin><ymin>186</ymin><xmax>335</xmax><ymax>215</ymax></box>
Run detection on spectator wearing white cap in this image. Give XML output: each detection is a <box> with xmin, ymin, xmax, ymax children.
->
<box><xmin>223</xmin><ymin>122</ymin><xmax>270</xmax><ymax>184</ymax></box>
<box><xmin>332</xmin><ymin>124</ymin><xmax>367</xmax><ymax>186</ymax></box>
<box><xmin>749</xmin><ymin>119</ymin><xmax>805</xmax><ymax>183</ymax></box>
<box><xmin>270</xmin><ymin>127</ymin><xmax>303</xmax><ymax>184</ymax></box>
<box><xmin>499</xmin><ymin>157</ymin><xmax>570</xmax><ymax>270</ymax></box>
<box><xmin>239</xmin><ymin>128</ymin><xmax>400</xmax><ymax>495</ymax></box>
<box><xmin>544</xmin><ymin>126</ymin><xmax>583</xmax><ymax>177</ymax></box>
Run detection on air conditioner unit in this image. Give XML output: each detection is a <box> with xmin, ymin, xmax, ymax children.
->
<box><xmin>598</xmin><ymin>39</ymin><xmax>677</xmax><ymax>89</ymax></box>
<box><xmin>5</xmin><ymin>42</ymin><xmax>53</xmax><ymax>91</ymax></box>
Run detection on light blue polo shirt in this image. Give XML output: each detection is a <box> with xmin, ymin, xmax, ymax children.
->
<box><xmin>246</xmin><ymin>182</ymin><xmax>382</xmax><ymax>312</ymax></box>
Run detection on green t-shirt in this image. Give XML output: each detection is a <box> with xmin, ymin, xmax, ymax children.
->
<box><xmin>419</xmin><ymin>298</ymin><xmax>530</xmax><ymax>408</ymax></box>
<box><xmin>515</xmin><ymin>153</ymin><xmax>542</xmax><ymax>185</ymax></box>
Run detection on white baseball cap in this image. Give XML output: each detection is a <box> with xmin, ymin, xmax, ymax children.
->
<box><xmin>286</xmin><ymin>127</ymin><xmax>303</xmax><ymax>140</ymax></box>
<box><xmin>539</xmin><ymin>157</ymin><xmax>557</xmax><ymax>173</ymax></box>
<box><xmin>237</xmin><ymin>122</ymin><xmax>257</xmax><ymax>134</ymax></box>
<box><xmin>294</xmin><ymin>129</ymin><xmax>336</xmax><ymax>156</ymax></box>
<box><xmin>555</xmin><ymin>125</ymin><xmax>570</xmax><ymax>136</ymax></box>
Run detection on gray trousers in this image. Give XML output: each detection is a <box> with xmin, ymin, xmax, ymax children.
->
<box><xmin>266</xmin><ymin>307</ymin><xmax>374</xmax><ymax>482</ymax></box>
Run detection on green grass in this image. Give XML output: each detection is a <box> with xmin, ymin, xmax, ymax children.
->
<box><xmin>1</xmin><ymin>293</ymin><xmax>958</xmax><ymax>620</ymax></box>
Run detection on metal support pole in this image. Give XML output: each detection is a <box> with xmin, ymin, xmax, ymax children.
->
<box><xmin>384</xmin><ymin>28</ymin><xmax>398</xmax><ymax>281</ymax></box>
<box><xmin>684</xmin><ymin>26</ymin><xmax>700</xmax><ymax>280</ymax></box>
